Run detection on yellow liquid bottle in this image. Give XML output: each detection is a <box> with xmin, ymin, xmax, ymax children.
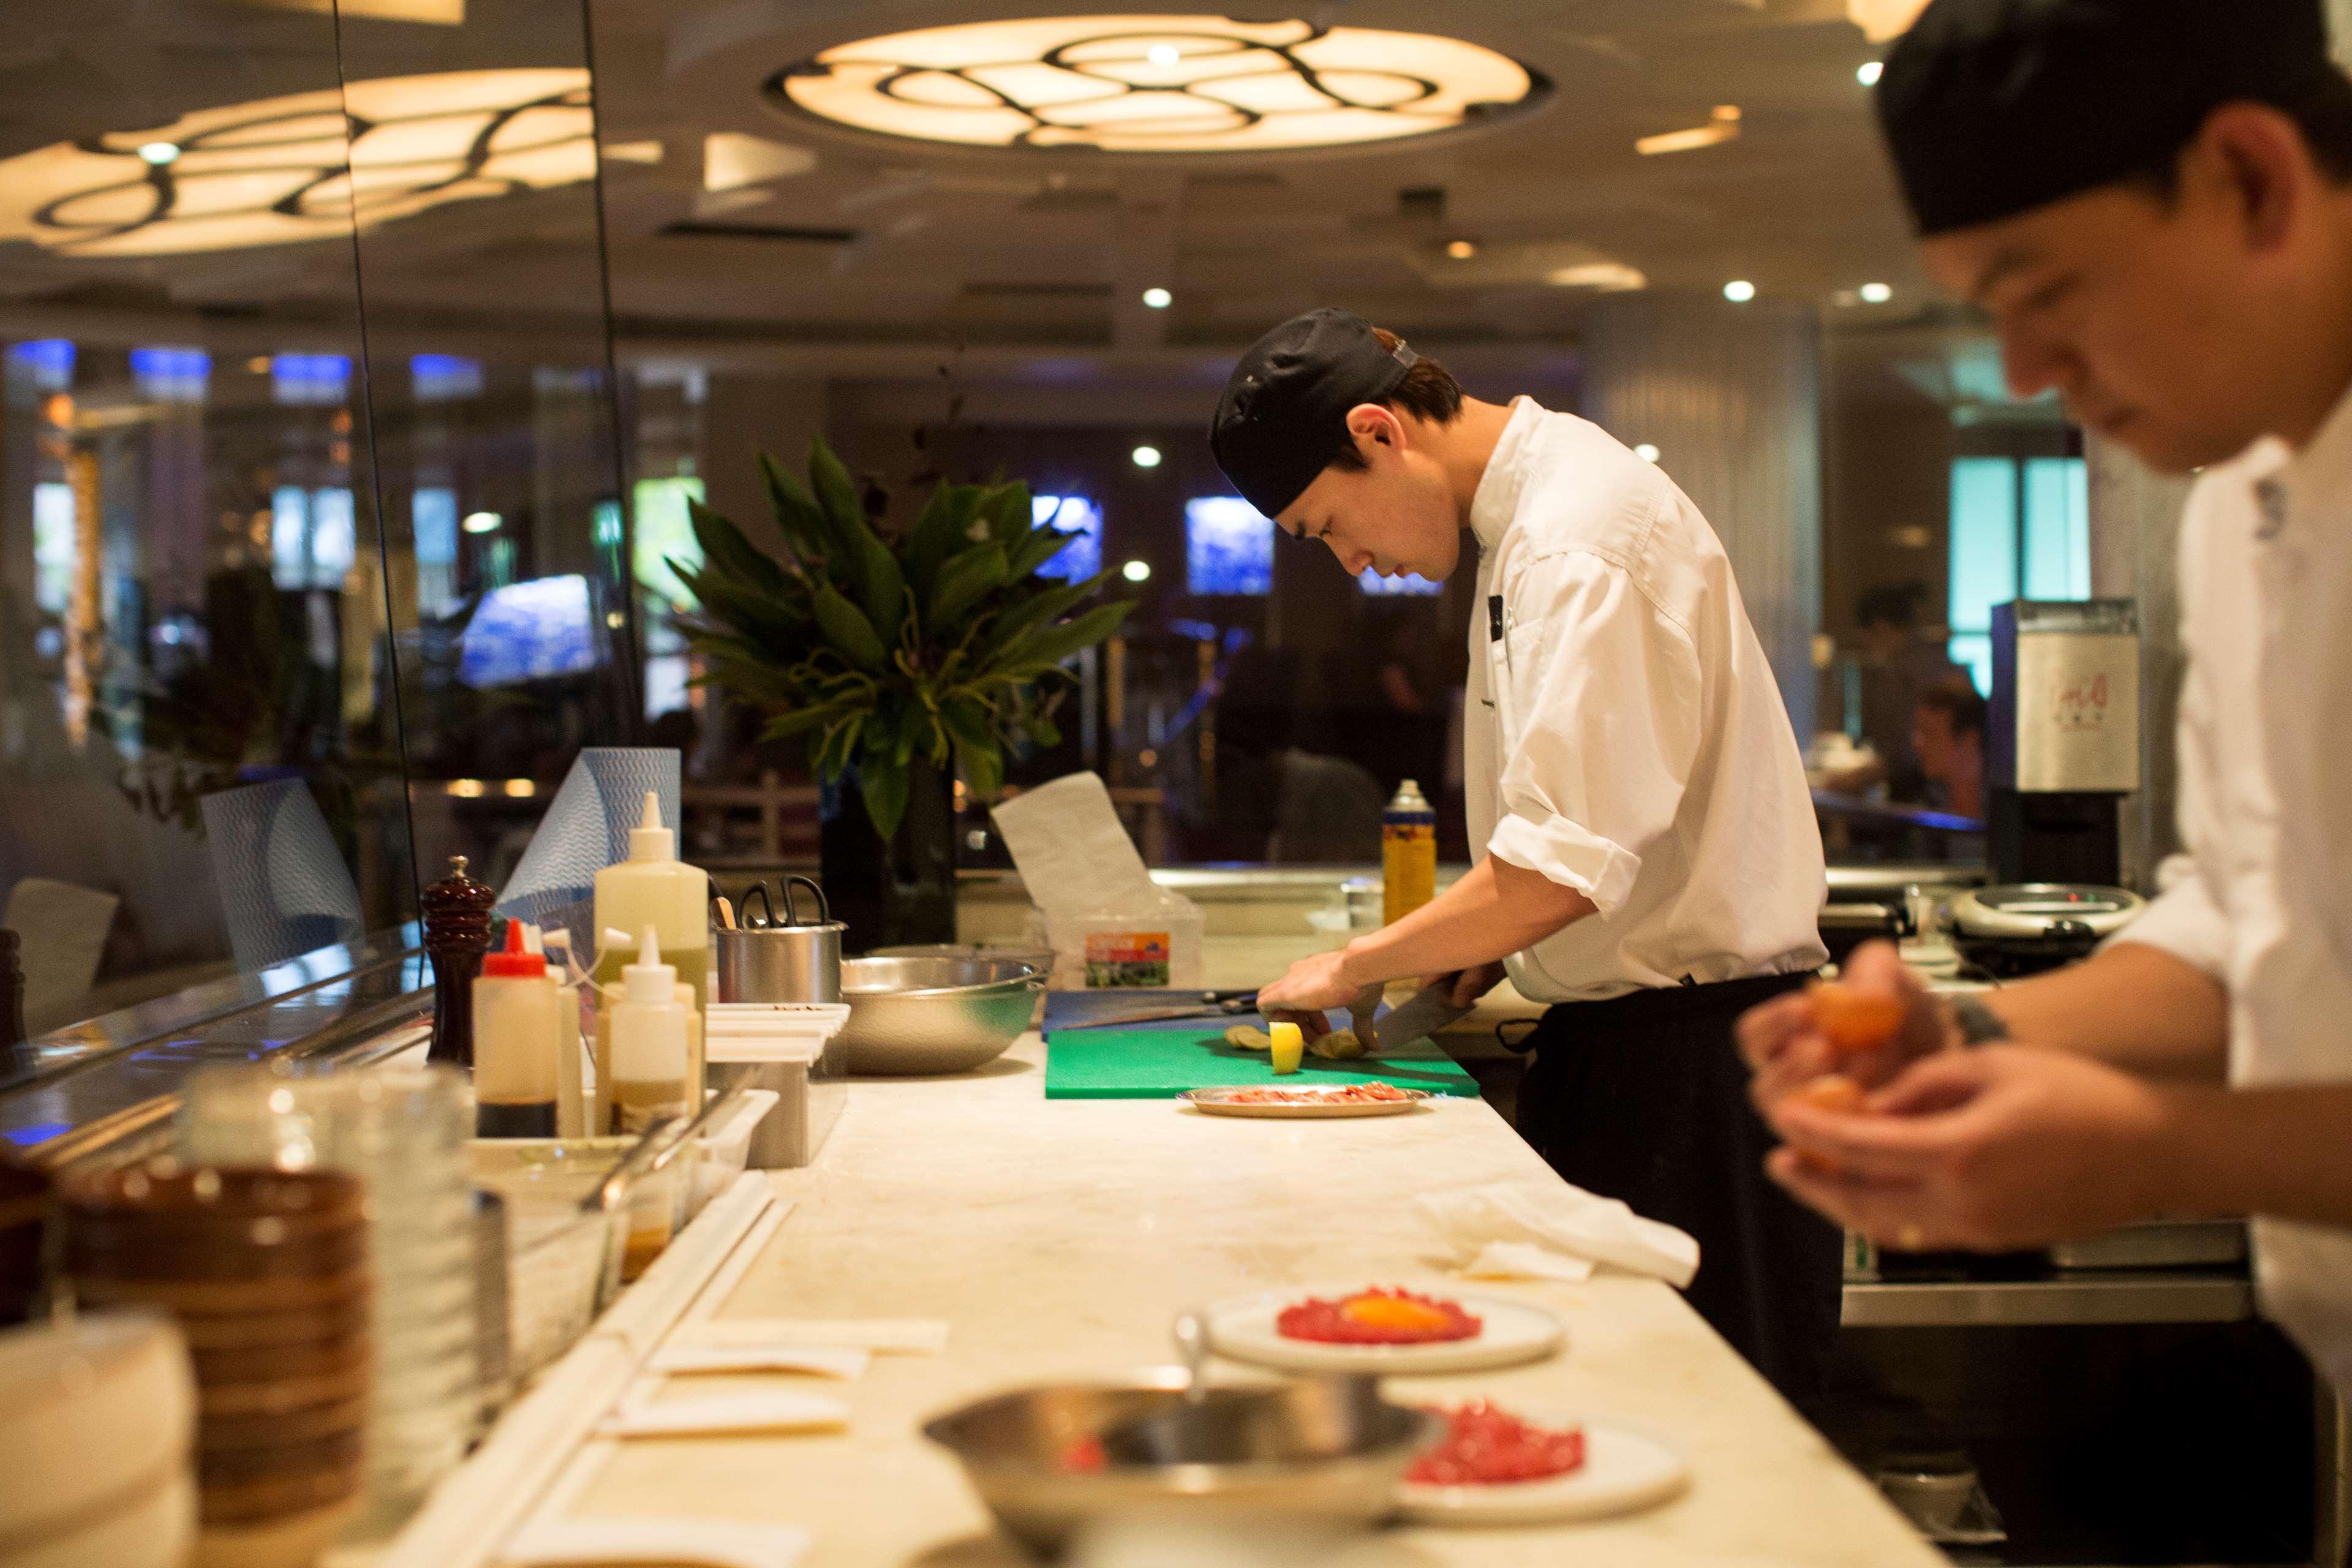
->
<box><xmin>1381</xmin><ymin>778</ymin><xmax>1437</xmax><ymax>927</ymax></box>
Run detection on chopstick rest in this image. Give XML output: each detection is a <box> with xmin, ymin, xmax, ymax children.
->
<box><xmin>503</xmin><ymin>1515</ymin><xmax>812</xmax><ymax>1568</ymax></box>
<box><xmin>596</xmin><ymin>1391</ymin><xmax>849</xmax><ymax>1438</ymax></box>
<box><xmin>650</xmin><ymin>1343</ymin><xmax>872</xmax><ymax>1380</ymax></box>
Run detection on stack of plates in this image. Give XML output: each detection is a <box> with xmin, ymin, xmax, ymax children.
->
<box><xmin>0</xmin><ymin>1152</ymin><xmax>53</xmax><ymax>1325</ymax></box>
<box><xmin>0</xmin><ymin>1309</ymin><xmax>195</xmax><ymax>1568</ymax></box>
<box><xmin>62</xmin><ymin>1163</ymin><xmax>370</xmax><ymax>1568</ymax></box>
<box><xmin>181</xmin><ymin>1064</ymin><xmax>481</xmax><ymax>1524</ymax></box>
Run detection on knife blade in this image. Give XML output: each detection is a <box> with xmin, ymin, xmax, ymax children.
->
<box><xmin>1368</xmin><ymin>983</ymin><xmax>1475</xmax><ymax>1050</ymax></box>
<box><xmin>1053</xmin><ymin>993</ymin><xmax>1260</xmax><ymax>1031</ymax></box>
<box><xmin>1346</xmin><ymin>984</ymin><xmax>1384</xmax><ymax>1054</ymax></box>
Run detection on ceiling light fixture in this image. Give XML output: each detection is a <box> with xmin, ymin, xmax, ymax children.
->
<box><xmin>1546</xmin><ymin>261</ymin><xmax>1647</xmax><ymax>292</ymax></box>
<box><xmin>135</xmin><ymin>142</ymin><xmax>181</xmax><ymax>166</ymax></box>
<box><xmin>0</xmin><ymin>69</ymin><xmax>595</xmax><ymax>257</ymax></box>
<box><xmin>1856</xmin><ymin>60</ymin><xmax>1885</xmax><ymax>86</ymax></box>
<box><xmin>770</xmin><ymin>17</ymin><xmax>1549</xmax><ymax>154</ymax></box>
<box><xmin>1131</xmin><ymin>444</ymin><xmax>1163</xmax><ymax>469</ymax></box>
<box><xmin>1122</xmin><ymin>559</ymin><xmax>1153</xmax><ymax>582</ymax></box>
<box><xmin>1635</xmin><ymin>105</ymin><xmax>1743</xmax><ymax>157</ymax></box>
<box><xmin>1445</xmin><ymin>239</ymin><xmax>1477</xmax><ymax>260</ymax></box>
<box><xmin>1723</xmin><ymin>279</ymin><xmax>1757</xmax><ymax>303</ymax></box>
<box><xmin>1634</xmin><ymin>443</ymin><xmax>1661</xmax><ymax>464</ymax></box>
<box><xmin>1860</xmin><ymin>282</ymin><xmax>1893</xmax><ymax>303</ymax></box>
<box><xmin>1848</xmin><ymin>1</ymin><xmax>1932</xmax><ymax>43</ymax></box>
<box><xmin>462</xmin><ymin>511</ymin><xmax>503</xmax><ymax>534</ymax></box>
<box><xmin>1141</xmin><ymin>286</ymin><xmax>1172</xmax><ymax>308</ymax></box>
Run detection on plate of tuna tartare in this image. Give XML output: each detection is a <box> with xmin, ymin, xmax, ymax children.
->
<box><xmin>1200</xmin><ymin>1284</ymin><xmax>1564</xmax><ymax>1374</ymax></box>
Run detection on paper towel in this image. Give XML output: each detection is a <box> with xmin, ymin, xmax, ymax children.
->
<box><xmin>1419</xmin><ymin>1180</ymin><xmax>1700</xmax><ymax>1287</ymax></box>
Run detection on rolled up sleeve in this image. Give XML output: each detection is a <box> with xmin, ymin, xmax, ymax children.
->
<box><xmin>1485</xmin><ymin>552</ymin><xmax>1703</xmax><ymax>919</ymax></box>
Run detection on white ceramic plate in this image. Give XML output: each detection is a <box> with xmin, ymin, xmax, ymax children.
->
<box><xmin>1398</xmin><ymin>1406</ymin><xmax>1689</xmax><ymax>1526</ymax></box>
<box><xmin>1202</xmin><ymin>1286</ymin><xmax>1564</xmax><ymax>1375</ymax></box>
<box><xmin>1180</xmin><ymin>1086</ymin><xmax>1431</xmax><ymax>1119</ymax></box>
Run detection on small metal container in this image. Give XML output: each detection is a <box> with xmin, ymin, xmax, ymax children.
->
<box><xmin>924</xmin><ymin>1372</ymin><xmax>1438</xmax><ymax>1556</ymax></box>
<box><xmin>714</xmin><ymin>876</ymin><xmax>844</xmax><ymax>1004</ymax></box>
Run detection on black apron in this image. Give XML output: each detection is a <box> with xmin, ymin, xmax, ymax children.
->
<box><xmin>1513</xmin><ymin>970</ymin><xmax>1842</xmax><ymax>1410</ymax></box>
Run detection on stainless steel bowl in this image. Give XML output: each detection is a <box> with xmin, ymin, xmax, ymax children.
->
<box><xmin>837</xmin><ymin>956</ymin><xmax>1044</xmax><ymax>1076</ymax></box>
<box><xmin>922</xmin><ymin>1374</ymin><xmax>1438</xmax><ymax>1556</ymax></box>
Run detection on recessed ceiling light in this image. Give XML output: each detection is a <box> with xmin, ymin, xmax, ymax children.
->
<box><xmin>1546</xmin><ymin>262</ymin><xmax>1648</xmax><ymax>292</ymax></box>
<box><xmin>1723</xmin><ymin>279</ymin><xmax>1757</xmax><ymax>303</ymax></box>
<box><xmin>1122</xmin><ymin>559</ymin><xmax>1153</xmax><ymax>582</ymax></box>
<box><xmin>1856</xmin><ymin>60</ymin><xmax>1885</xmax><ymax>86</ymax></box>
<box><xmin>1634</xmin><ymin>443</ymin><xmax>1661</xmax><ymax>463</ymax></box>
<box><xmin>1636</xmin><ymin>118</ymin><xmax>1741</xmax><ymax>156</ymax></box>
<box><xmin>1131</xmin><ymin>445</ymin><xmax>1163</xmax><ymax>469</ymax></box>
<box><xmin>0</xmin><ymin>69</ymin><xmax>595</xmax><ymax>257</ymax></box>
<box><xmin>1860</xmin><ymin>281</ymin><xmax>1893</xmax><ymax>303</ymax></box>
<box><xmin>1711</xmin><ymin>105</ymin><xmax>1741</xmax><ymax>123</ymax></box>
<box><xmin>1446</xmin><ymin>239</ymin><xmax>1477</xmax><ymax>260</ymax></box>
<box><xmin>771</xmin><ymin>17</ymin><xmax>1548</xmax><ymax>153</ymax></box>
<box><xmin>1141</xmin><ymin>287</ymin><xmax>1172</xmax><ymax>309</ymax></box>
<box><xmin>462</xmin><ymin>511</ymin><xmax>502</xmax><ymax>534</ymax></box>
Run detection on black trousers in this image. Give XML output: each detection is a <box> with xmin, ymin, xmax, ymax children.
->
<box><xmin>1515</xmin><ymin>972</ymin><xmax>1844</xmax><ymax>1410</ymax></box>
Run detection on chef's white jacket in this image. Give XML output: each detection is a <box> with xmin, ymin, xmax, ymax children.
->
<box><xmin>1462</xmin><ymin>398</ymin><xmax>1828</xmax><ymax>1003</ymax></box>
<box><xmin>2112</xmin><ymin>385</ymin><xmax>2352</xmax><ymax>1399</ymax></box>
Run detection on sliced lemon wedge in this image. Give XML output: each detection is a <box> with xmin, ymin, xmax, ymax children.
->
<box><xmin>1268</xmin><ymin>1020</ymin><xmax>1303</xmax><ymax>1076</ymax></box>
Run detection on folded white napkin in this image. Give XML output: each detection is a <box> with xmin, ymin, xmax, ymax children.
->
<box><xmin>681</xmin><ymin>1318</ymin><xmax>949</xmax><ymax>1354</ymax></box>
<box><xmin>503</xmin><ymin>1516</ymin><xmax>811</xmax><ymax>1568</ymax></box>
<box><xmin>597</xmin><ymin>1391</ymin><xmax>848</xmax><ymax>1438</ymax></box>
<box><xmin>1419</xmin><ymin>1180</ymin><xmax>1699</xmax><ymax>1288</ymax></box>
<box><xmin>1461</xmin><ymin>1240</ymin><xmax>1595</xmax><ymax>1283</ymax></box>
<box><xmin>650</xmin><ymin>1344</ymin><xmax>871</xmax><ymax>1380</ymax></box>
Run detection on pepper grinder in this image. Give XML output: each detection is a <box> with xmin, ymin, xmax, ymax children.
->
<box><xmin>423</xmin><ymin>855</ymin><xmax>496</xmax><ymax>1069</ymax></box>
<box><xmin>0</xmin><ymin>929</ymin><xmax>28</xmax><ymax>1066</ymax></box>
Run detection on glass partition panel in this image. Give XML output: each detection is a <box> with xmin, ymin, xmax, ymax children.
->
<box><xmin>0</xmin><ymin>0</ymin><xmax>413</xmax><ymax>1056</ymax></box>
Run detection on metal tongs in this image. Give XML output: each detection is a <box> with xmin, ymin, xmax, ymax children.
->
<box><xmin>722</xmin><ymin>875</ymin><xmax>831</xmax><ymax>930</ymax></box>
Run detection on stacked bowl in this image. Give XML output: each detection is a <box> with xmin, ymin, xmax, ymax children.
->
<box><xmin>0</xmin><ymin>1152</ymin><xmax>54</xmax><ymax>1325</ymax></box>
<box><xmin>62</xmin><ymin>1163</ymin><xmax>369</xmax><ymax>1568</ymax></box>
<box><xmin>182</xmin><ymin>1065</ymin><xmax>479</xmax><ymax>1525</ymax></box>
<box><xmin>0</xmin><ymin>1308</ymin><xmax>197</xmax><ymax>1568</ymax></box>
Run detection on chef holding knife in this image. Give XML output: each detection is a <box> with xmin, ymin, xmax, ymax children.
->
<box><xmin>1212</xmin><ymin>309</ymin><xmax>1836</xmax><ymax>1404</ymax></box>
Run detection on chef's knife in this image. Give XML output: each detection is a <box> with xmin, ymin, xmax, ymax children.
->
<box><xmin>1346</xmin><ymin>984</ymin><xmax>1384</xmax><ymax>1054</ymax></box>
<box><xmin>1368</xmin><ymin>982</ymin><xmax>1476</xmax><ymax>1050</ymax></box>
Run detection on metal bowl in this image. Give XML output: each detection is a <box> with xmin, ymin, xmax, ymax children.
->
<box><xmin>836</xmin><ymin>956</ymin><xmax>1044</xmax><ymax>1076</ymax></box>
<box><xmin>922</xmin><ymin>1373</ymin><xmax>1438</xmax><ymax>1556</ymax></box>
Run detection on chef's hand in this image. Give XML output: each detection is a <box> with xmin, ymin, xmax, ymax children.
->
<box><xmin>1738</xmin><ymin>941</ymin><xmax>1951</xmax><ymax>1110</ymax></box>
<box><xmin>1256</xmin><ymin>950</ymin><xmax>1360</xmax><ymax>1042</ymax></box>
<box><xmin>1762</xmin><ymin>1045</ymin><xmax>2173</xmax><ymax>1251</ymax></box>
<box><xmin>1420</xmin><ymin>962</ymin><xmax>1507</xmax><ymax>1010</ymax></box>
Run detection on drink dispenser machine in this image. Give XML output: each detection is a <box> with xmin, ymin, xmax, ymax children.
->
<box><xmin>1987</xmin><ymin>600</ymin><xmax>2142</xmax><ymax>886</ymax></box>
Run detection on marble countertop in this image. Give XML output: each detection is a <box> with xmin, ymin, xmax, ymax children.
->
<box><xmin>542</xmin><ymin>1003</ymin><xmax>1943</xmax><ymax>1564</ymax></box>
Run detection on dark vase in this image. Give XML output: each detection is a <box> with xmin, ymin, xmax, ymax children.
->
<box><xmin>819</xmin><ymin>761</ymin><xmax>958</xmax><ymax>954</ymax></box>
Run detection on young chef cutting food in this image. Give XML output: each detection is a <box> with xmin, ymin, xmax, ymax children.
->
<box><xmin>1212</xmin><ymin>309</ymin><xmax>1837</xmax><ymax>1403</ymax></box>
<box><xmin>1742</xmin><ymin>0</ymin><xmax>2352</xmax><ymax>1404</ymax></box>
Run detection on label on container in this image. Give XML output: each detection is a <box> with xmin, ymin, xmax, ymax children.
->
<box><xmin>1084</xmin><ymin>932</ymin><xmax>1172</xmax><ymax>988</ymax></box>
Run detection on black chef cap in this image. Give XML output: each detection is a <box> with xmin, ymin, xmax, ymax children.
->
<box><xmin>1210</xmin><ymin>307</ymin><xmax>1419</xmax><ymax>521</ymax></box>
<box><xmin>1879</xmin><ymin>0</ymin><xmax>2352</xmax><ymax>236</ymax></box>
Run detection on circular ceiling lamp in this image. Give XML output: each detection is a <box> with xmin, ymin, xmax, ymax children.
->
<box><xmin>0</xmin><ymin>69</ymin><xmax>594</xmax><ymax>257</ymax></box>
<box><xmin>767</xmin><ymin>15</ymin><xmax>1549</xmax><ymax>154</ymax></box>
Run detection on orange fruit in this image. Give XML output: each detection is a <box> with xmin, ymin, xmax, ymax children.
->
<box><xmin>1790</xmin><ymin>1074</ymin><xmax>1865</xmax><ymax>1114</ymax></box>
<box><xmin>1807</xmin><ymin>980</ymin><xmax>1905</xmax><ymax>1055</ymax></box>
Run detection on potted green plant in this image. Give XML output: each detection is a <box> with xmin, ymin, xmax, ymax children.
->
<box><xmin>673</xmin><ymin>437</ymin><xmax>1133</xmax><ymax>948</ymax></box>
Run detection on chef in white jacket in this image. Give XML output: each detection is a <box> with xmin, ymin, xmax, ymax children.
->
<box><xmin>1219</xmin><ymin>309</ymin><xmax>1835</xmax><ymax>1403</ymax></box>
<box><xmin>1741</xmin><ymin>0</ymin><xmax>2352</xmax><ymax>1404</ymax></box>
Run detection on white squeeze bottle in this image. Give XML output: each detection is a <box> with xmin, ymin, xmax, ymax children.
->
<box><xmin>609</xmin><ymin>927</ymin><xmax>690</xmax><ymax>1137</ymax></box>
<box><xmin>592</xmin><ymin>792</ymin><xmax>709</xmax><ymax>1012</ymax></box>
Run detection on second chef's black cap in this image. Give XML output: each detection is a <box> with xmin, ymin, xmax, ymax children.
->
<box><xmin>1879</xmin><ymin>0</ymin><xmax>2352</xmax><ymax>236</ymax></box>
<box><xmin>1210</xmin><ymin>308</ymin><xmax>1420</xmax><ymax>521</ymax></box>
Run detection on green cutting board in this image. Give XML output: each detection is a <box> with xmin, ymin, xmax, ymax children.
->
<box><xmin>1043</xmin><ymin>1026</ymin><xmax>1480</xmax><ymax>1099</ymax></box>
